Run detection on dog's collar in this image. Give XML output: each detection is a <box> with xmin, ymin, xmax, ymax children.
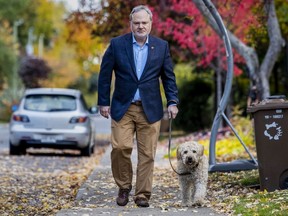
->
<box><xmin>178</xmin><ymin>163</ymin><xmax>199</xmax><ymax>176</ymax></box>
<box><xmin>178</xmin><ymin>171</ymin><xmax>193</xmax><ymax>176</ymax></box>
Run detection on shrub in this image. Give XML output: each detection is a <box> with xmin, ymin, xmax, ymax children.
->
<box><xmin>174</xmin><ymin>77</ymin><xmax>213</xmax><ymax>132</ymax></box>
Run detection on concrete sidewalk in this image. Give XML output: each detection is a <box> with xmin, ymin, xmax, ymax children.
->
<box><xmin>57</xmin><ymin>144</ymin><xmax>226</xmax><ymax>216</ymax></box>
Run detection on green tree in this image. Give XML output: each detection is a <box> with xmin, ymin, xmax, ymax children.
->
<box><xmin>0</xmin><ymin>0</ymin><xmax>38</xmax><ymax>48</ymax></box>
<box><xmin>0</xmin><ymin>22</ymin><xmax>17</xmax><ymax>90</ymax></box>
<box><xmin>0</xmin><ymin>0</ymin><xmax>32</xmax><ymax>92</ymax></box>
<box><xmin>0</xmin><ymin>0</ymin><xmax>80</xmax><ymax>119</ymax></box>
<box><xmin>0</xmin><ymin>21</ymin><xmax>23</xmax><ymax>121</ymax></box>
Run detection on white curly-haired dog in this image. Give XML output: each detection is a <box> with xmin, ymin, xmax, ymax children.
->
<box><xmin>177</xmin><ymin>141</ymin><xmax>208</xmax><ymax>207</ymax></box>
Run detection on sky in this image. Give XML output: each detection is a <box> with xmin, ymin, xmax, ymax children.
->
<box><xmin>53</xmin><ymin>0</ymin><xmax>79</xmax><ymax>11</ymax></box>
<box><xmin>53</xmin><ymin>0</ymin><xmax>99</xmax><ymax>12</ymax></box>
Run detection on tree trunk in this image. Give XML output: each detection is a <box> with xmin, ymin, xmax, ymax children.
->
<box><xmin>259</xmin><ymin>0</ymin><xmax>285</xmax><ymax>99</ymax></box>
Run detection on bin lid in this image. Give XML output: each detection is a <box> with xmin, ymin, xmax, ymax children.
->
<box><xmin>247</xmin><ymin>95</ymin><xmax>288</xmax><ymax>113</ymax></box>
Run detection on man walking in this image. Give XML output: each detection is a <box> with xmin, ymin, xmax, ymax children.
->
<box><xmin>97</xmin><ymin>5</ymin><xmax>179</xmax><ymax>207</ymax></box>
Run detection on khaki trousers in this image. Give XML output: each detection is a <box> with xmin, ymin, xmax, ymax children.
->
<box><xmin>111</xmin><ymin>104</ymin><xmax>161</xmax><ymax>200</ymax></box>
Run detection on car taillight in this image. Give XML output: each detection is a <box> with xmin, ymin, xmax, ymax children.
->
<box><xmin>13</xmin><ymin>115</ymin><xmax>30</xmax><ymax>122</ymax></box>
<box><xmin>69</xmin><ymin>116</ymin><xmax>88</xmax><ymax>123</ymax></box>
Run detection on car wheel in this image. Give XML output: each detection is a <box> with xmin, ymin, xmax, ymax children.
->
<box><xmin>10</xmin><ymin>142</ymin><xmax>26</xmax><ymax>155</ymax></box>
<box><xmin>91</xmin><ymin>144</ymin><xmax>95</xmax><ymax>154</ymax></box>
<box><xmin>80</xmin><ymin>145</ymin><xmax>92</xmax><ymax>156</ymax></box>
<box><xmin>90</xmin><ymin>135</ymin><xmax>95</xmax><ymax>154</ymax></box>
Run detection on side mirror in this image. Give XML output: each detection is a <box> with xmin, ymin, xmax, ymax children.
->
<box><xmin>11</xmin><ymin>104</ymin><xmax>19</xmax><ymax>112</ymax></box>
<box><xmin>89</xmin><ymin>106</ymin><xmax>98</xmax><ymax>114</ymax></box>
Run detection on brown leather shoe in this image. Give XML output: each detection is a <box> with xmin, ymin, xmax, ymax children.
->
<box><xmin>135</xmin><ymin>197</ymin><xmax>149</xmax><ymax>207</ymax></box>
<box><xmin>116</xmin><ymin>188</ymin><xmax>130</xmax><ymax>206</ymax></box>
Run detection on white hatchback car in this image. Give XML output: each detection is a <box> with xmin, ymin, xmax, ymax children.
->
<box><xmin>9</xmin><ymin>88</ymin><xmax>97</xmax><ymax>156</ymax></box>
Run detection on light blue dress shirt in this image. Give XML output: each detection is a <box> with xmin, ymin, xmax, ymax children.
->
<box><xmin>132</xmin><ymin>35</ymin><xmax>149</xmax><ymax>102</ymax></box>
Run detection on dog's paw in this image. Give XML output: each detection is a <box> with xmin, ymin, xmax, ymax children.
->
<box><xmin>181</xmin><ymin>201</ymin><xmax>192</xmax><ymax>207</ymax></box>
<box><xmin>191</xmin><ymin>199</ymin><xmax>206</xmax><ymax>207</ymax></box>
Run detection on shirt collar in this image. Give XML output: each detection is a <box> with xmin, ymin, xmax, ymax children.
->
<box><xmin>132</xmin><ymin>34</ymin><xmax>149</xmax><ymax>46</ymax></box>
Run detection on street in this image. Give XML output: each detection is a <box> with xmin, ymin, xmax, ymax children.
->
<box><xmin>0</xmin><ymin>124</ymin><xmax>9</xmax><ymax>153</ymax></box>
<box><xmin>0</xmin><ymin>115</ymin><xmax>111</xmax><ymax>215</ymax></box>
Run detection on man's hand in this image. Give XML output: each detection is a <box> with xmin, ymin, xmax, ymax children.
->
<box><xmin>168</xmin><ymin>105</ymin><xmax>178</xmax><ymax>119</ymax></box>
<box><xmin>99</xmin><ymin>106</ymin><xmax>110</xmax><ymax>119</ymax></box>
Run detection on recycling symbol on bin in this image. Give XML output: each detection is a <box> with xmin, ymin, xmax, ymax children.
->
<box><xmin>264</xmin><ymin>122</ymin><xmax>283</xmax><ymax>140</ymax></box>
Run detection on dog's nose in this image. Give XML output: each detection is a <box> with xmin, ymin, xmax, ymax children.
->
<box><xmin>187</xmin><ymin>157</ymin><xmax>193</xmax><ymax>163</ymax></box>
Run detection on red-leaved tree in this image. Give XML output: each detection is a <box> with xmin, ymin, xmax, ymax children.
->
<box><xmin>153</xmin><ymin>0</ymin><xmax>261</xmax><ymax>75</ymax></box>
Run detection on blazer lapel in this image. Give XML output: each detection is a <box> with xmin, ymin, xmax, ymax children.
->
<box><xmin>125</xmin><ymin>33</ymin><xmax>137</xmax><ymax>80</ymax></box>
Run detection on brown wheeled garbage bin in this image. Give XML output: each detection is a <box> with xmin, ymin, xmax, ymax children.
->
<box><xmin>247</xmin><ymin>95</ymin><xmax>288</xmax><ymax>192</ymax></box>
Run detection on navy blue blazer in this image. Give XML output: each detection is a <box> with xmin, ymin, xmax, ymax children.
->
<box><xmin>97</xmin><ymin>33</ymin><xmax>179</xmax><ymax>123</ymax></box>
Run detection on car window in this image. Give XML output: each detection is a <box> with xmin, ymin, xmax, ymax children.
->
<box><xmin>24</xmin><ymin>94</ymin><xmax>77</xmax><ymax>112</ymax></box>
<box><xmin>80</xmin><ymin>94</ymin><xmax>89</xmax><ymax>110</ymax></box>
